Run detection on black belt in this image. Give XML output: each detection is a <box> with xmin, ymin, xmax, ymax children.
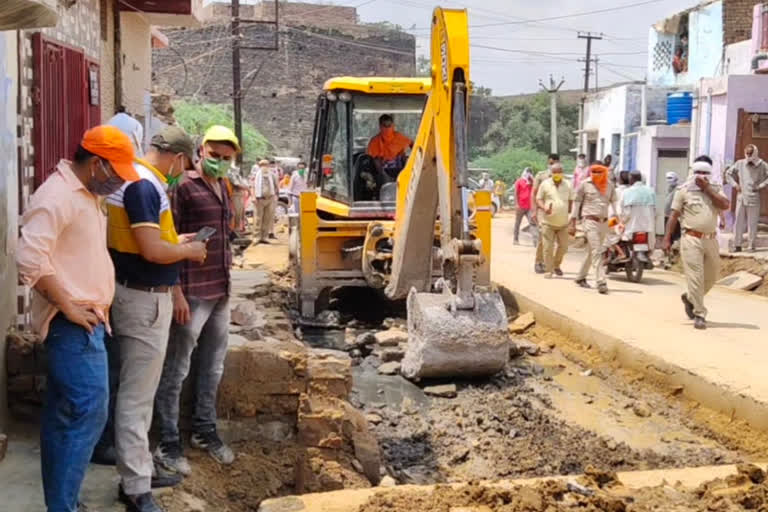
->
<box><xmin>584</xmin><ymin>215</ymin><xmax>607</xmax><ymax>222</ymax></box>
<box><xmin>119</xmin><ymin>281</ymin><xmax>171</xmax><ymax>293</ymax></box>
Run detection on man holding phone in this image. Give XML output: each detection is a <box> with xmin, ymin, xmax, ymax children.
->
<box><xmin>106</xmin><ymin>125</ymin><xmax>206</xmax><ymax>512</ymax></box>
<box><xmin>154</xmin><ymin>126</ymin><xmax>239</xmax><ymax>476</ymax></box>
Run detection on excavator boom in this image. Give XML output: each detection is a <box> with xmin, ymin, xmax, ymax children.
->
<box><xmin>385</xmin><ymin>8</ymin><xmax>509</xmax><ymax>379</ymax></box>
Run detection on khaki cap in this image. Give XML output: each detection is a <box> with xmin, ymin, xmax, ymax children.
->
<box><xmin>150</xmin><ymin>125</ymin><xmax>196</xmax><ymax>163</ymax></box>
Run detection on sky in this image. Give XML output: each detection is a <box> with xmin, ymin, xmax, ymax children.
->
<box><xmin>209</xmin><ymin>0</ymin><xmax>700</xmax><ymax>95</ymax></box>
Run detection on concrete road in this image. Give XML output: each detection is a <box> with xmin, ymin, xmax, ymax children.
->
<box><xmin>490</xmin><ymin>214</ymin><xmax>768</xmax><ymax>429</ymax></box>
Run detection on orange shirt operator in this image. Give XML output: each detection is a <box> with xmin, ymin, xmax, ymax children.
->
<box><xmin>367</xmin><ymin>114</ymin><xmax>413</xmax><ymax>163</ymax></box>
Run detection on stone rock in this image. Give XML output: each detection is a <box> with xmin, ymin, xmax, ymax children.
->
<box><xmin>738</xmin><ymin>463</ymin><xmax>766</xmax><ymax>484</ymax></box>
<box><xmin>508</xmin><ymin>312</ymin><xmax>535</xmax><ymax>334</ymax></box>
<box><xmin>717</xmin><ymin>271</ymin><xmax>763</xmax><ymax>291</ymax></box>
<box><xmin>365</xmin><ymin>413</ymin><xmax>383</xmax><ymax>425</ymax></box>
<box><xmin>402</xmin><ymin>291</ymin><xmax>509</xmax><ymax>379</ymax></box>
<box><xmin>510</xmin><ymin>339</ymin><xmax>541</xmax><ymax>357</ymax></box>
<box><xmin>632</xmin><ymin>401</ymin><xmax>652</xmax><ymax>418</ymax></box>
<box><xmin>379</xmin><ymin>475</ymin><xmax>397</xmax><ymax>487</ymax></box>
<box><xmin>423</xmin><ymin>384</ymin><xmax>457</xmax><ymax>398</ymax></box>
<box><xmin>352</xmin><ymin>332</ymin><xmax>377</xmax><ymax>349</ymax></box>
<box><xmin>230</xmin><ymin>302</ymin><xmax>267</xmax><ymax>327</ymax></box>
<box><xmin>378</xmin><ymin>347</ymin><xmax>405</xmax><ymax>363</ymax></box>
<box><xmin>374</xmin><ymin>329</ymin><xmax>408</xmax><ymax>347</ymax></box>
<box><xmin>382</xmin><ymin>317</ymin><xmax>396</xmax><ymax>329</ymax></box>
<box><xmin>378</xmin><ymin>362</ymin><xmax>401</xmax><ymax>375</ymax></box>
<box><xmin>450</xmin><ymin>507</ymin><xmax>492</xmax><ymax>512</ymax></box>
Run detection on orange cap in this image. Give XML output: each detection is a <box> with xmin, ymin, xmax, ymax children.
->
<box><xmin>81</xmin><ymin>125</ymin><xmax>140</xmax><ymax>182</ymax></box>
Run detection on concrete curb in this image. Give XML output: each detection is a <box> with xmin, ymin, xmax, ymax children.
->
<box><xmin>499</xmin><ymin>284</ymin><xmax>768</xmax><ymax>433</ymax></box>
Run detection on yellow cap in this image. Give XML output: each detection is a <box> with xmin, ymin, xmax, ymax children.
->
<box><xmin>202</xmin><ymin>125</ymin><xmax>241</xmax><ymax>153</ymax></box>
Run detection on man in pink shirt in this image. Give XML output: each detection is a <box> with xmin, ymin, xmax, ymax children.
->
<box><xmin>514</xmin><ymin>168</ymin><xmax>535</xmax><ymax>244</ymax></box>
<box><xmin>17</xmin><ymin>125</ymin><xmax>139</xmax><ymax>511</ymax></box>
<box><xmin>572</xmin><ymin>153</ymin><xmax>589</xmax><ymax>191</ymax></box>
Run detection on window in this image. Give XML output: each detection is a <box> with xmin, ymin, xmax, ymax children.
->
<box><xmin>752</xmin><ymin>115</ymin><xmax>768</xmax><ymax>139</ymax></box>
<box><xmin>320</xmin><ymin>100</ymin><xmax>351</xmax><ymax>203</ymax></box>
<box><xmin>350</xmin><ymin>93</ymin><xmax>425</xmax><ymax>154</ymax></box>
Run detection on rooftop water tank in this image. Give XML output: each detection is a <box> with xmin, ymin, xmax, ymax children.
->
<box><xmin>667</xmin><ymin>92</ymin><xmax>693</xmax><ymax>125</ymax></box>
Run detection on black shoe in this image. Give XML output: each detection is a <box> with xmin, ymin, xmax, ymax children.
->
<box><xmin>77</xmin><ymin>503</ymin><xmax>89</xmax><ymax>512</ymax></box>
<box><xmin>694</xmin><ymin>316</ymin><xmax>707</xmax><ymax>330</ymax></box>
<box><xmin>734</xmin><ymin>246</ymin><xmax>743</xmax><ymax>253</ymax></box>
<box><xmin>575</xmin><ymin>279</ymin><xmax>591</xmax><ymax>289</ymax></box>
<box><xmin>268</xmin><ymin>233</ymin><xmax>277</xmax><ymax>240</ymax></box>
<box><xmin>261</xmin><ymin>239</ymin><xmax>271</xmax><ymax>245</ymax></box>
<box><xmin>554</xmin><ymin>268</ymin><xmax>563</xmax><ymax>277</ymax></box>
<box><xmin>681</xmin><ymin>293</ymin><xmax>695</xmax><ymax>320</ymax></box>
<box><xmin>534</xmin><ymin>263</ymin><xmax>545</xmax><ymax>274</ymax></box>
<box><xmin>151</xmin><ymin>466</ymin><xmax>183</xmax><ymax>489</ymax></box>
<box><xmin>597</xmin><ymin>283</ymin><xmax>609</xmax><ymax>295</ymax></box>
<box><xmin>118</xmin><ymin>487</ymin><xmax>164</xmax><ymax>512</ymax></box>
<box><xmin>90</xmin><ymin>444</ymin><xmax>116</xmax><ymax>466</ymax></box>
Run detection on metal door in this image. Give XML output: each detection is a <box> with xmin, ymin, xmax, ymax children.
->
<box><xmin>33</xmin><ymin>34</ymin><xmax>100</xmax><ymax>188</ymax></box>
<box><xmin>734</xmin><ymin>109</ymin><xmax>768</xmax><ymax>221</ymax></box>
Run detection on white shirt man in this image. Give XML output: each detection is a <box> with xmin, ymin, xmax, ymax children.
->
<box><xmin>107</xmin><ymin>107</ymin><xmax>144</xmax><ymax>156</ymax></box>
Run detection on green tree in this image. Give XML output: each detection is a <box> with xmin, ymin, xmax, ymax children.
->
<box><xmin>173</xmin><ymin>100</ymin><xmax>272</xmax><ymax>165</ymax></box>
<box><xmin>416</xmin><ymin>55</ymin><xmax>430</xmax><ymax>77</ymax></box>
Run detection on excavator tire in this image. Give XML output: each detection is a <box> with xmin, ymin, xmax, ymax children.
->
<box><xmin>401</xmin><ymin>289</ymin><xmax>509</xmax><ymax>380</ymax></box>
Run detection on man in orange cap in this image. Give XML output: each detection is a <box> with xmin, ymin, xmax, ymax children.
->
<box><xmin>16</xmin><ymin>125</ymin><xmax>138</xmax><ymax>511</ymax></box>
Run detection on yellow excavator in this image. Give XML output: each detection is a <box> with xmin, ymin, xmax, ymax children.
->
<box><xmin>289</xmin><ymin>7</ymin><xmax>509</xmax><ymax>379</ymax></box>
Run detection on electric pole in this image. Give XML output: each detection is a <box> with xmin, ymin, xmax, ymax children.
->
<box><xmin>578</xmin><ymin>56</ymin><xmax>599</xmax><ymax>91</ymax></box>
<box><xmin>539</xmin><ymin>75</ymin><xmax>566</xmax><ymax>154</ymax></box>
<box><xmin>577</xmin><ymin>32</ymin><xmax>602</xmax><ymax>92</ymax></box>
<box><xmin>232</xmin><ymin>0</ymin><xmax>243</xmax><ymax>164</ymax></box>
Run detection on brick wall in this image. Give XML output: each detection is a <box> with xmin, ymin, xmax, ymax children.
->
<box><xmin>723</xmin><ymin>0</ymin><xmax>756</xmax><ymax>46</ymax></box>
<box><xmin>153</xmin><ymin>22</ymin><xmax>415</xmax><ymax>156</ymax></box>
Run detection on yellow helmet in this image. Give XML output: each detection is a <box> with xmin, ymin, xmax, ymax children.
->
<box><xmin>202</xmin><ymin>125</ymin><xmax>241</xmax><ymax>153</ymax></box>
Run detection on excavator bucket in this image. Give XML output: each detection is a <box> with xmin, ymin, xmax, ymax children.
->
<box><xmin>401</xmin><ymin>289</ymin><xmax>509</xmax><ymax>379</ymax></box>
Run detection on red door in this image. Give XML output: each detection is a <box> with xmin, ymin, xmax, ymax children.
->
<box><xmin>33</xmin><ymin>34</ymin><xmax>101</xmax><ymax>188</ymax></box>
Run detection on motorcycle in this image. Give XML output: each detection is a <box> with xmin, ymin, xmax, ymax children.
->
<box><xmin>605</xmin><ymin>231</ymin><xmax>654</xmax><ymax>283</ymax></box>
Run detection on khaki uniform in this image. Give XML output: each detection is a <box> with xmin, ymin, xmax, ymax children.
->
<box><xmin>672</xmin><ymin>182</ymin><xmax>725</xmax><ymax>318</ymax></box>
<box><xmin>536</xmin><ymin>178</ymin><xmax>573</xmax><ymax>273</ymax></box>
<box><xmin>572</xmin><ymin>179</ymin><xmax>617</xmax><ymax>285</ymax></box>
<box><xmin>532</xmin><ymin>170</ymin><xmax>551</xmax><ymax>264</ymax></box>
<box><xmin>726</xmin><ymin>159</ymin><xmax>768</xmax><ymax>250</ymax></box>
<box><xmin>254</xmin><ymin>170</ymin><xmax>278</xmax><ymax>242</ymax></box>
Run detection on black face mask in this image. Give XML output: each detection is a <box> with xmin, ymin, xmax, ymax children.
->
<box><xmin>87</xmin><ymin>160</ymin><xmax>124</xmax><ymax>197</ymax></box>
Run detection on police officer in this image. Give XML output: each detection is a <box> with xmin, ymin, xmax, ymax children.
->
<box><xmin>532</xmin><ymin>153</ymin><xmax>559</xmax><ymax>273</ymax></box>
<box><xmin>663</xmin><ymin>157</ymin><xmax>730</xmax><ymax>330</ymax></box>
<box><xmin>570</xmin><ymin>164</ymin><xmax>618</xmax><ymax>295</ymax></box>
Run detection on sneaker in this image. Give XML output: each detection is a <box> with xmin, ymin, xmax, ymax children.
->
<box><xmin>694</xmin><ymin>316</ymin><xmax>707</xmax><ymax>330</ymax></box>
<box><xmin>118</xmin><ymin>486</ymin><xmax>164</xmax><ymax>512</ymax></box>
<box><xmin>680</xmin><ymin>293</ymin><xmax>695</xmax><ymax>320</ymax></box>
<box><xmin>553</xmin><ymin>268</ymin><xmax>563</xmax><ymax>277</ymax></box>
<box><xmin>190</xmin><ymin>429</ymin><xmax>235</xmax><ymax>465</ymax></box>
<box><xmin>154</xmin><ymin>441</ymin><xmax>192</xmax><ymax>476</ymax></box>
<box><xmin>91</xmin><ymin>443</ymin><xmax>116</xmax><ymax>466</ymax></box>
<box><xmin>597</xmin><ymin>283</ymin><xmax>609</xmax><ymax>295</ymax></box>
<box><xmin>575</xmin><ymin>279</ymin><xmax>591</xmax><ymax>289</ymax></box>
<box><xmin>534</xmin><ymin>263</ymin><xmax>545</xmax><ymax>274</ymax></box>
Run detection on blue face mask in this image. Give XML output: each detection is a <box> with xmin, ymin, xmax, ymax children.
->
<box><xmin>88</xmin><ymin>160</ymin><xmax>124</xmax><ymax>196</ymax></box>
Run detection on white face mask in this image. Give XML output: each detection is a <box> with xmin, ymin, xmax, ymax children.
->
<box><xmin>577</xmin><ymin>159</ymin><xmax>586</xmax><ymax>166</ymax></box>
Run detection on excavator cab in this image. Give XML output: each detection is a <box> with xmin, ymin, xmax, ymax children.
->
<box><xmin>309</xmin><ymin>79</ymin><xmax>429</xmax><ymax>217</ymax></box>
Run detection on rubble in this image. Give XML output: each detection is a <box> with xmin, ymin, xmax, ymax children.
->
<box><xmin>374</xmin><ymin>329</ymin><xmax>407</xmax><ymax>347</ymax></box>
<box><xmin>423</xmin><ymin>384</ymin><xmax>457</xmax><ymax>398</ymax></box>
<box><xmin>631</xmin><ymin>401</ymin><xmax>652</xmax><ymax>418</ymax></box>
<box><xmin>378</xmin><ymin>362</ymin><xmax>401</xmax><ymax>375</ymax></box>
<box><xmin>231</xmin><ymin>302</ymin><xmax>268</xmax><ymax>327</ymax></box>
<box><xmin>509</xmin><ymin>312</ymin><xmax>536</xmax><ymax>334</ymax></box>
<box><xmin>717</xmin><ymin>270</ymin><xmax>764</xmax><ymax>291</ymax></box>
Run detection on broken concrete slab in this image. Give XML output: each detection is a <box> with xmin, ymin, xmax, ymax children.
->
<box><xmin>378</xmin><ymin>362</ymin><xmax>401</xmax><ymax>375</ymax></box>
<box><xmin>508</xmin><ymin>312</ymin><xmax>536</xmax><ymax>334</ymax></box>
<box><xmin>377</xmin><ymin>347</ymin><xmax>405</xmax><ymax>363</ymax></box>
<box><xmin>374</xmin><ymin>329</ymin><xmax>408</xmax><ymax>347</ymax></box>
<box><xmin>423</xmin><ymin>384</ymin><xmax>457</xmax><ymax>398</ymax></box>
<box><xmin>510</xmin><ymin>339</ymin><xmax>541</xmax><ymax>357</ymax></box>
<box><xmin>717</xmin><ymin>271</ymin><xmax>763</xmax><ymax>291</ymax></box>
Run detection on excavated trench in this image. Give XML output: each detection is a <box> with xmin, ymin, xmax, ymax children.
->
<box><xmin>159</xmin><ymin>266</ymin><xmax>768</xmax><ymax>512</ymax></box>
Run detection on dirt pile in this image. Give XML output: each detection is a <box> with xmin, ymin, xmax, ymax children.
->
<box><xmin>718</xmin><ymin>256</ymin><xmax>768</xmax><ymax>296</ymax></box>
<box><xmin>357</xmin><ymin>464</ymin><xmax>768</xmax><ymax>512</ymax></box>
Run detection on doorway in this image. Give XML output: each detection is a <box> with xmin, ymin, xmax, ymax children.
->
<box><xmin>734</xmin><ymin>109</ymin><xmax>768</xmax><ymax>223</ymax></box>
<box><xmin>656</xmin><ymin>149</ymin><xmax>689</xmax><ymax>234</ymax></box>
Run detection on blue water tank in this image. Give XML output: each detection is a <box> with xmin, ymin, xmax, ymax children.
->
<box><xmin>667</xmin><ymin>92</ymin><xmax>693</xmax><ymax>125</ymax></box>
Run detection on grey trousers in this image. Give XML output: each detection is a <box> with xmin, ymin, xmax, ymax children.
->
<box><xmin>513</xmin><ymin>208</ymin><xmax>534</xmax><ymax>242</ymax></box>
<box><xmin>154</xmin><ymin>296</ymin><xmax>230</xmax><ymax>445</ymax></box>
<box><xmin>112</xmin><ymin>284</ymin><xmax>173</xmax><ymax>495</ymax></box>
<box><xmin>734</xmin><ymin>200</ymin><xmax>760</xmax><ymax>249</ymax></box>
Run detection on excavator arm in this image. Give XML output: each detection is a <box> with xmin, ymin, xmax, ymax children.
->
<box><xmin>385</xmin><ymin>8</ymin><xmax>509</xmax><ymax>380</ymax></box>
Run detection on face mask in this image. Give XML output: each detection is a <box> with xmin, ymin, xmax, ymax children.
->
<box><xmin>165</xmin><ymin>157</ymin><xmax>186</xmax><ymax>189</ymax></box>
<box><xmin>297</xmin><ymin>167</ymin><xmax>306</xmax><ymax>177</ymax></box>
<box><xmin>747</xmin><ymin>152</ymin><xmax>760</xmax><ymax>164</ymax></box>
<box><xmin>88</xmin><ymin>160</ymin><xmax>124</xmax><ymax>196</ymax></box>
<box><xmin>202</xmin><ymin>157</ymin><xmax>230</xmax><ymax>178</ymax></box>
<box><xmin>381</xmin><ymin>126</ymin><xmax>395</xmax><ymax>141</ymax></box>
<box><xmin>552</xmin><ymin>174</ymin><xmax>563</xmax><ymax>184</ymax></box>
<box><xmin>577</xmin><ymin>159</ymin><xmax>586</xmax><ymax>167</ymax></box>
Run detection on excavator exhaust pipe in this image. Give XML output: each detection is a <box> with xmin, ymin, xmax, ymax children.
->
<box><xmin>401</xmin><ymin>288</ymin><xmax>509</xmax><ymax>379</ymax></box>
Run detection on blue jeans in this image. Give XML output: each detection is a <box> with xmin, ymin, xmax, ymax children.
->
<box><xmin>41</xmin><ymin>315</ymin><xmax>108</xmax><ymax>512</ymax></box>
<box><xmin>155</xmin><ymin>296</ymin><xmax>230</xmax><ymax>443</ymax></box>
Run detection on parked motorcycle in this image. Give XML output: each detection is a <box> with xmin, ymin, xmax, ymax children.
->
<box><xmin>605</xmin><ymin>231</ymin><xmax>654</xmax><ymax>283</ymax></box>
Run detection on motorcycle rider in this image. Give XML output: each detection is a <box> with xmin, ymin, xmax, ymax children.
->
<box><xmin>621</xmin><ymin>171</ymin><xmax>656</xmax><ymax>251</ymax></box>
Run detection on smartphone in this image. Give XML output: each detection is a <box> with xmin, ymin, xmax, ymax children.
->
<box><xmin>193</xmin><ymin>226</ymin><xmax>217</xmax><ymax>242</ymax></box>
